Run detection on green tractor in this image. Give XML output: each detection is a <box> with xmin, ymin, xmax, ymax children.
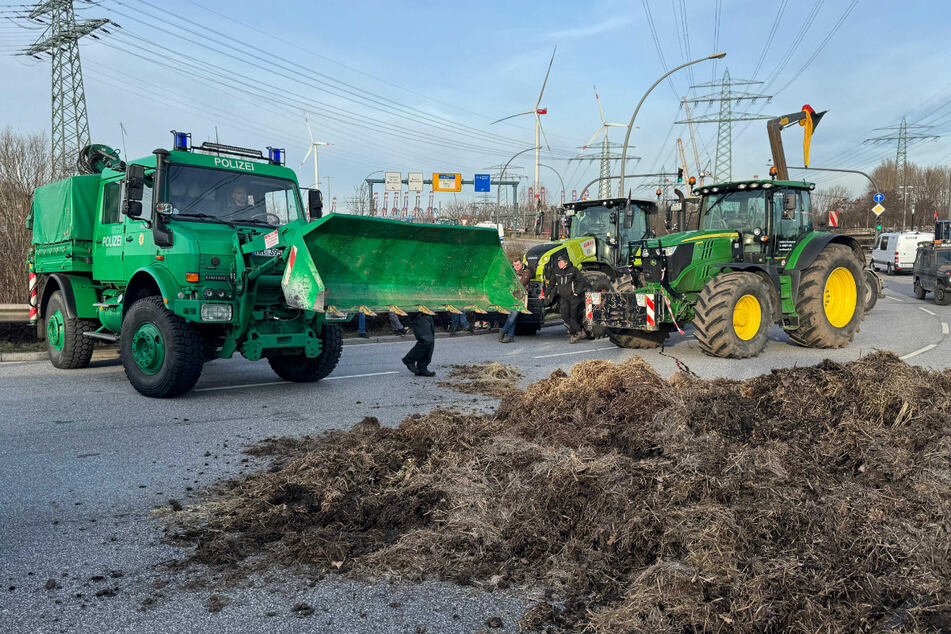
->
<box><xmin>586</xmin><ymin>106</ymin><xmax>870</xmax><ymax>357</ymax></box>
<box><xmin>26</xmin><ymin>134</ymin><xmax>525</xmax><ymax>397</ymax></box>
<box><xmin>519</xmin><ymin>196</ymin><xmax>656</xmax><ymax>335</ymax></box>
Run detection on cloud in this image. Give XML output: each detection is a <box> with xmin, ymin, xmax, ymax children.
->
<box><xmin>543</xmin><ymin>16</ymin><xmax>633</xmax><ymax>40</ymax></box>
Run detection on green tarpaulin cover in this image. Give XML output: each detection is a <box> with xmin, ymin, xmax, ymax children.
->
<box><xmin>29</xmin><ymin>175</ymin><xmax>100</xmax><ymax>244</ymax></box>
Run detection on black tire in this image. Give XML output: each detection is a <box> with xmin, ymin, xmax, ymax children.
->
<box><xmin>120</xmin><ymin>296</ymin><xmax>204</xmax><ymax>398</ymax></box>
<box><xmin>45</xmin><ymin>290</ymin><xmax>96</xmax><ymax>369</ymax></box>
<box><xmin>935</xmin><ymin>285</ymin><xmax>951</xmax><ymax>306</ymax></box>
<box><xmin>864</xmin><ymin>270</ymin><xmax>880</xmax><ymax>313</ymax></box>
<box><xmin>268</xmin><ymin>324</ymin><xmax>342</xmax><ymax>382</ymax></box>
<box><xmin>694</xmin><ymin>272</ymin><xmax>774</xmax><ymax>358</ymax></box>
<box><xmin>582</xmin><ymin>270</ymin><xmax>613</xmax><ymax>340</ymax></box>
<box><xmin>914</xmin><ymin>277</ymin><xmax>927</xmax><ymax>300</ymax></box>
<box><xmin>514</xmin><ymin>322</ymin><xmax>540</xmax><ymax>336</ymax></box>
<box><xmin>607</xmin><ymin>327</ymin><xmax>667</xmax><ymax>349</ymax></box>
<box><xmin>789</xmin><ymin>244</ymin><xmax>865</xmax><ymax>349</ymax></box>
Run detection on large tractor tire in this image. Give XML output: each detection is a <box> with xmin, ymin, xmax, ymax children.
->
<box><xmin>582</xmin><ymin>270</ymin><xmax>613</xmax><ymax>339</ymax></box>
<box><xmin>789</xmin><ymin>244</ymin><xmax>865</xmax><ymax>349</ymax></box>
<box><xmin>694</xmin><ymin>272</ymin><xmax>774</xmax><ymax>359</ymax></box>
<box><xmin>268</xmin><ymin>324</ymin><xmax>342</xmax><ymax>382</ymax></box>
<box><xmin>607</xmin><ymin>327</ymin><xmax>667</xmax><ymax>349</ymax></box>
<box><xmin>45</xmin><ymin>290</ymin><xmax>97</xmax><ymax>369</ymax></box>
<box><xmin>120</xmin><ymin>296</ymin><xmax>205</xmax><ymax>398</ymax></box>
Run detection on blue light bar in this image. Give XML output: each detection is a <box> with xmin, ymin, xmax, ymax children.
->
<box><xmin>171</xmin><ymin>130</ymin><xmax>191</xmax><ymax>151</ymax></box>
<box><xmin>267</xmin><ymin>146</ymin><xmax>284</xmax><ymax>165</ymax></box>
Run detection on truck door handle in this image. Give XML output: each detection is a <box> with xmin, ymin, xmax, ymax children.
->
<box><xmin>126</xmin><ymin>236</ymin><xmax>134</xmax><ymax>242</ymax></box>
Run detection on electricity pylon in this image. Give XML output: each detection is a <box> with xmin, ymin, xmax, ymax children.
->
<box><xmin>864</xmin><ymin>117</ymin><xmax>940</xmax><ymax>228</ymax></box>
<box><xmin>21</xmin><ymin>0</ymin><xmax>110</xmax><ymax>179</ymax></box>
<box><xmin>677</xmin><ymin>69</ymin><xmax>772</xmax><ymax>182</ymax></box>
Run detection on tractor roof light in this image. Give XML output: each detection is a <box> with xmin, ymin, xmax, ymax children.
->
<box><xmin>171</xmin><ymin>130</ymin><xmax>191</xmax><ymax>151</ymax></box>
<box><xmin>267</xmin><ymin>146</ymin><xmax>285</xmax><ymax>165</ymax></box>
<box><xmin>711</xmin><ymin>187</ymin><xmax>719</xmax><ymax>193</ymax></box>
<box><xmin>769</xmin><ymin>165</ymin><xmax>778</xmax><ymax>180</ymax></box>
<box><xmin>749</xmin><ymin>182</ymin><xmax>760</xmax><ymax>188</ymax></box>
<box><xmin>688</xmin><ymin>176</ymin><xmax>696</xmax><ymax>185</ymax></box>
<box><xmin>656</xmin><ymin>189</ymin><xmax>663</xmax><ymax>197</ymax></box>
<box><xmin>762</xmin><ymin>183</ymin><xmax>774</xmax><ymax>189</ymax></box>
<box><xmin>738</xmin><ymin>183</ymin><xmax>747</xmax><ymax>189</ymax></box>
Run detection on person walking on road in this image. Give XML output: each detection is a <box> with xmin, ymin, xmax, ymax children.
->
<box><xmin>500</xmin><ymin>259</ymin><xmax>532</xmax><ymax>343</ymax></box>
<box><xmin>402</xmin><ymin>312</ymin><xmax>436</xmax><ymax>376</ymax></box>
<box><xmin>358</xmin><ymin>312</ymin><xmax>409</xmax><ymax>338</ymax></box>
<box><xmin>551</xmin><ymin>252</ymin><xmax>588</xmax><ymax>343</ymax></box>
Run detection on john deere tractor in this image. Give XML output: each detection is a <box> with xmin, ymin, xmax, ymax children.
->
<box><xmin>586</xmin><ymin>106</ymin><xmax>869</xmax><ymax>357</ymax></box>
<box><xmin>519</xmin><ymin>196</ymin><xmax>656</xmax><ymax>335</ymax></box>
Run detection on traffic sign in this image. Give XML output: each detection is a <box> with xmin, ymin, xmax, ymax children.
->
<box><xmin>873</xmin><ymin>192</ymin><xmax>884</xmax><ymax>204</ymax></box>
<box><xmin>432</xmin><ymin>173</ymin><xmax>461</xmax><ymax>192</ymax></box>
<box><xmin>384</xmin><ymin>172</ymin><xmax>401</xmax><ymax>191</ymax></box>
<box><xmin>828</xmin><ymin>211</ymin><xmax>839</xmax><ymax>228</ymax></box>
<box><xmin>872</xmin><ymin>203</ymin><xmax>885</xmax><ymax>216</ymax></box>
<box><xmin>407</xmin><ymin>172</ymin><xmax>423</xmax><ymax>192</ymax></box>
<box><xmin>473</xmin><ymin>174</ymin><xmax>491</xmax><ymax>192</ymax></box>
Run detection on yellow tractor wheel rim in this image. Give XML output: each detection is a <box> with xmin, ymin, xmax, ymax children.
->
<box><xmin>824</xmin><ymin>267</ymin><xmax>857</xmax><ymax>328</ymax></box>
<box><xmin>733</xmin><ymin>294</ymin><xmax>762</xmax><ymax>341</ymax></box>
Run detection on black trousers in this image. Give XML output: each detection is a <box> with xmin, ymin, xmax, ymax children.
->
<box><xmin>559</xmin><ymin>294</ymin><xmax>583</xmax><ymax>335</ymax></box>
<box><xmin>404</xmin><ymin>313</ymin><xmax>435</xmax><ymax>368</ymax></box>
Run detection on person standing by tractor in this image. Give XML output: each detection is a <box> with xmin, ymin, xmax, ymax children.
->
<box><xmin>402</xmin><ymin>312</ymin><xmax>436</xmax><ymax>376</ymax></box>
<box><xmin>550</xmin><ymin>252</ymin><xmax>589</xmax><ymax>343</ymax></box>
<box><xmin>499</xmin><ymin>259</ymin><xmax>532</xmax><ymax>343</ymax></box>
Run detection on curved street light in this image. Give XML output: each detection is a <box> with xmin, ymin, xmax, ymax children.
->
<box><xmin>619</xmin><ymin>52</ymin><xmax>726</xmax><ymax>197</ymax></box>
<box><xmin>361</xmin><ymin>169</ymin><xmax>385</xmax><ymax>215</ymax></box>
<box><xmin>496</xmin><ymin>146</ymin><xmax>542</xmax><ymax>224</ymax></box>
<box><xmin>537</xmin><ymin>163</ymin><xmax>565</xmax><ymax>200</ymax></box>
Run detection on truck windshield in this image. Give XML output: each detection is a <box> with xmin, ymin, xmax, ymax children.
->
<box><xmin>700</xmin><ymin>190</ymin><xmax>767</xmax><ymax>232</ymax></box>
<box><xmin>166</xmin><ymin>165</ymin><xmax>302</xmax><ymax>226</ymax></box>
<box><xmin>938</xmin><ymin>250</ymin><xmax>951</xmax><ymax>264</ymax></box>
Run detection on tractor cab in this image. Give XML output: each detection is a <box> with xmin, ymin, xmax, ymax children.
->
<box><xmin>563</xmin><ymin>197</ymin><xmax>654</xmax><ymax>269</ymax></box>
<box><xmin>695</xmin><ymin>180</ymin><xmax>816</xmax><ymax>262</ymax></box>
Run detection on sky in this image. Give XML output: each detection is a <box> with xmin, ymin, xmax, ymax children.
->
<box><xmin>1</xmin><ymin>0</ymin><xmax>950</xmax><ymax>208</ymax></box>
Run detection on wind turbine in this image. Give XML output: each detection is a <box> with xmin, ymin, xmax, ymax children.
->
<box><xmin>492</xmin><ymin>46</ymin><xmax>556</xmax><ymax>209</ymax></box>
<box><xmin>578</xmin><ymin>85</ymin><xmax>629</xmax><ymax>199</ymax></box>
<box><xmin>301</xmin><ymin>115</ymin><xmax>330</xmax><ymax>190</ymax></box>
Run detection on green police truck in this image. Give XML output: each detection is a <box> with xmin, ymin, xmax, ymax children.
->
<box><xmin>27</xmin><ymin>134</ymin><xmax>525</xmax><ymax>397</ymax></box>
<box><xmin>586</xmin><ymin>106</ymin><xmax>871</xmax><ymax>357</ymax></box>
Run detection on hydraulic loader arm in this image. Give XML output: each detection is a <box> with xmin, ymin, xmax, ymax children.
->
<box><xmin>767</xmin><ymin>105</ymin><xmax>827</xmax><ymax>180</ymax></box>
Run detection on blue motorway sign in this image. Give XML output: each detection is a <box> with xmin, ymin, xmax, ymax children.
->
<box><xmin>474</xmin><ymin>173</ymin><xmax>491</xmax><ymax>193</ymax></box>
<box><xmin>873</xmin><ymin>192</ymin><xmax>884</xmax><ymax>203</ymax></box>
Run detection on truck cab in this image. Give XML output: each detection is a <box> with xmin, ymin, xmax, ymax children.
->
<box><xmin>913</xmin><ymin>240</ymin><xmax>951</xmax><ymax>304</ymax></box>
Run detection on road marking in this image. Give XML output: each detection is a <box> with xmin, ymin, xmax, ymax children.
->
<box><xmin>534</xmin><ymin>347</ymin><xmax>616</xmax><ymax>359</ymax></box>
<box><xmin>900</xmin><ymin>344</ymin><xmax>938</xmax><ymax>360</ymax></box>
<box><xmin>919</xmin><ymin>306</ymin><xmax>936</xmax><ymax>316</ymax></box>
<box><xmin>885</xmin><ymin>295</ymin><xmax>904</xmax><ymax>302</ymax></box>
<box><xmin>943</xmin><ymin>322</ymin><xmax>949</xmax><ymax>335</ymax></box>
<box><xmin>193</xmin><ymin>371</ymin><xmax>399</xmax><ymax>392</ymax></box>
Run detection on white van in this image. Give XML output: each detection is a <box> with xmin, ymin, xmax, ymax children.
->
<box><xmin>871</xmin><ymin>231</ymin><xmax>935</xmax><ymax>274</ymax></box>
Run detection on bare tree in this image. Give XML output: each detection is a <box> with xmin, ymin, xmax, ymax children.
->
<box><xmin>0</xmin><ymin>128</ymin><xmax>51</xmax><ymax>303</ymax></box>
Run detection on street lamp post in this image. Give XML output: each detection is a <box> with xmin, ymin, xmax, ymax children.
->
<box><xmin>536</xmin><ymin>163</ymin><xmax>565</xmax><ymax>200</ymax></box>
<box><xmin>361</xmin><ymin>169</ymin><xmax>384</xmax><ymax>215</ymax></box>
<box><xmin>497</xmin><ymin>146</ymin><xmax>542</xmax><ymax>225</ymax></box>
<box><xmin>619</xmin><ymin>52</ymin><xmax>726</xmax><ymax>197</ymax></box>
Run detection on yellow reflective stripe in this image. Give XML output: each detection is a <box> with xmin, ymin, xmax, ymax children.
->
<box><xmin>680</xmin><ymin>232</ymin><xmax>737</xmax><ymax>241</ymax></box>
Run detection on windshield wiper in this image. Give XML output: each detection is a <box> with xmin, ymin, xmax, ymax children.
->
<box><xmin>230</xmin><ymin>217</ymin><xmax>274</xmax><ymax>228</ymax></box>
<box><xmin>170</xmin><ymin>212</ymin><xmax>236</xmax><ymax>227</ymax></box>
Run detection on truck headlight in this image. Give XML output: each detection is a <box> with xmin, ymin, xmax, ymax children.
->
<box><xmin>663</xmin><ymin>246</ymin><xmax>678</xmax><ymax>257</ymax></box>
<box><xmin>200</xmin><ymin>303</ymin><xmax>232</xmax><ymax>322</ymax></box>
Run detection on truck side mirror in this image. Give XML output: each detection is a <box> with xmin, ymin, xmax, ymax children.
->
<box><xmin>783</xmin><ymin>192</ymin><xmax>797</xmax><ymax>211</ymax></box>
<box><xmin>308</xmin><ymin>189</ymin><xmax>323</xmax><ymax>220</ymax></box>
<box><xmin>124</xmin><ymin>164</ymin><xmax>145</xmax><ymax>217</ymax></box>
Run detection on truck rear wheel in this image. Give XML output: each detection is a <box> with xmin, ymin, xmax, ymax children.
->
<box><xmin>914</xmin><ymin>277</ymin><xmax>927</xmax><ymax>300</ymax></box>
<box><xmin>120</xmin><ymin>296</ymin><xmax>204</xmax><ymax>398</ymax></box>
<box><xmin>268</xmin><ymin>324</ymin><xmax>342</xmax><ymax>382</ymax></box>
<box><xmin>46</xmin><ymin>290</ymin><xmax>96</xmax><ymax>369</ymax></box>
<box><xmin>607</xmin><ymin>327</ymin><xmax>666</xmax><ymax>349</ymax></box>
<box><xmin>789</xmin><ymin>244</ymin><xmax>865</xmax><ymax>349</ymax></box>
<box><xmin>694</xmin><ymin>272</ymin><xmax>774</xmax><ymax>359</ymax></box>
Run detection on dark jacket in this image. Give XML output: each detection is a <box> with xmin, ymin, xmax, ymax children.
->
<box><xmin>515</xmin><ymin>265</ymin><xmax>532</xmax><ymax>290</ymax></box>
<box><xmin>551</xmin><ymin>263</ymin><xmax>588</xmax><ymax>297</ymax></box>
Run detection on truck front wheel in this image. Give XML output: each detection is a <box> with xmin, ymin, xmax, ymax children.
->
<box><xmin>935</xmin><ymin>285</ymin><xmax>951</xmax><ymax>306</ymax></box>
<box><xmin>267</xmin><ymin>324</ymin><xmax>342</xmax><ymax>382</ymax></box>
<box><xmin>46</xmin><ymin>290</ymin><xmax>96</xmax><ymax>369</ymax></box>
<box><xmin>694</xmin><ymin>272</ymin><xmax>774</xmax><ymax>359</ymax></box>
<box><xmin>120</xmin><ymin>296</ymin><xmax>204</xmax><ymax>398</ymax></box>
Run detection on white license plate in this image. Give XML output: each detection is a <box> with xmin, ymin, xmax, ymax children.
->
<box><xmin>589</xmin><ymin>292</ymin><xmax>601</xmax><ymax>305</ymax></box>
<box><xmin>635</xmin><ymin>293</ymin><xmax>648</xmax><ymax>307</ymax></box>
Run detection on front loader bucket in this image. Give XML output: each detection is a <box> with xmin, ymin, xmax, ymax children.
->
<box><xmin>277</xmin><ymin>214</ymin><xmax>526</xmax><ymax>315</ymax></box>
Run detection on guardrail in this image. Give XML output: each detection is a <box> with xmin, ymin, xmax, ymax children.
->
<box><xmin>0</xmin><ymin>304</ymin><xmax>30</xmax><ymax>323</ymax></box>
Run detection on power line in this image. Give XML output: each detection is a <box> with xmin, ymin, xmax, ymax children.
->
<box><xmin>751</xmin><ymin>0</ymin><xmax>789</xmax><ymax>79</ymax></box>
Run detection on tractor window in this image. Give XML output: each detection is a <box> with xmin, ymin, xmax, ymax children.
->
<box><xmin>772</xmin><ymin>189</ymin><xmax>814</xmax><ymax>254</ymax></box>
<box><xmin>699</xmin><ymin>190</ymin><xmax>768</xmax><ymax>233</ymax></box>
<box><xmin>101</xmin><ymin>181</ymin><xmax>121</xmax><ymax>224</ymax></box>
<box><xmin>569</xmin><ymin>206</ymin><xmax>612</xmax><ymax>239</ymax></box>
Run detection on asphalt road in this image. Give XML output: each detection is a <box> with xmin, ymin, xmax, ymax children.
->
<box><xmin>2</xmin><ymin>274</ymin><xmax>948</xmax><ymax>633</ymax></box>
